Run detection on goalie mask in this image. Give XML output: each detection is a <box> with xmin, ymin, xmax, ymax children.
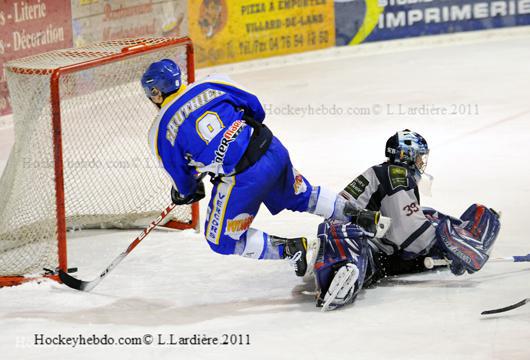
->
<box><xmin>385</xmin><ymin>129</ymin><xmax>429</xmax><ymax>174</ymax></box>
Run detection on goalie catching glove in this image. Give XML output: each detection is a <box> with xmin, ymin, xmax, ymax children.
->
<box><xmin>425</xmin><ymin>204</ymin><xmax>501</xmax><ymax>275</ymax></box>
<box><xmin>171</xmin><ymin>181</ymin><xmax>205</xmax><ymax>205</ymax></box>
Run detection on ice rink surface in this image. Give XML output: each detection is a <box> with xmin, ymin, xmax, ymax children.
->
<box><xmin>1</xmin><ymin>32</ymin><xmax>530</xmax><ymax>359</ymax></box>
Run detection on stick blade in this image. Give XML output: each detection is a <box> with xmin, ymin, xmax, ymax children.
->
<box><xmin>59</xmin><ymin>270</ymin><xmax>95</xmax><ymax>292</ymax></box>
<box><xmin>481</xmin><ymin>299</ymin><xmax>529</xmax><ymax>315</ymax></box>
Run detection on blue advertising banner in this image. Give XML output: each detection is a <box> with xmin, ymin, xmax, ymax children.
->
<box><xmin>335</xmin><ymin>0</ymin><xmax>530</xmax><ymax>46</ymax></box>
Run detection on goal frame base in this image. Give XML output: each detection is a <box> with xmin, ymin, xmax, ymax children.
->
<box><xmin>0</xmin><ymin>201</ymin><xmax>200</xmax><ymax>287</ymax></box>
<box><xmin>0</xmin><ymin>274</ymin><xmax>60</xmax><ymax>287</ymax></box>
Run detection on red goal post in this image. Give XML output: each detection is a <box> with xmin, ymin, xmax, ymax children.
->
<box><xmin>0</xmin><ymin>37</ymin><xmax>198</xmax><ymax>287</ymax></box>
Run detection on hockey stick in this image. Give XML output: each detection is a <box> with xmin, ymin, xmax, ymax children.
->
<box><xmin>59</xmin><ymin>203</ymin><xmax>177</xmax><ymax>292</ymax></box>
<box><xmin>424</xmin><ymin>254</ymin><xmax>530</xmax><ymax>269</ymax></box>
<box><xmin>481</xmin><ymin>298</ymin><xmax>529</xmax><ymax>315</ymax></box>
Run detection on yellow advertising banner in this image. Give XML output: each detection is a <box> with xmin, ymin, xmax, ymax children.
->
<box><xmin>189</xmin><ymin>0</ymin><xmax>335</xmax><ymax>68</ymax></box>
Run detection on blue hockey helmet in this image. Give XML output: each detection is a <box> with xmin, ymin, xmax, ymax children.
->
<box><xmin>385</xmin><ymin>129</ymin><xmax>429</xmax><ymax>173</ymax></box>
<box><xmin>141</xmin><ymin>59</ymin><xmax>182</xmax><ymax>103</ymax></box>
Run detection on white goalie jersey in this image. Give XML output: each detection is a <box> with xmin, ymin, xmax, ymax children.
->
<box><xmin>340</xmin><ymin>163</ymin><xmax>437</xmax><ymax>258</ymax></box>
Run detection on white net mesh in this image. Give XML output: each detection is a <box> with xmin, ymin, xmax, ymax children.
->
<box><xmin>0</xmin><ymin>38</ymin><xmax>195</xmax><ymax>277</ymax></box>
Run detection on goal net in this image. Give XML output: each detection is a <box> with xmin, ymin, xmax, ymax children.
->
<box><xmin>0</xmin><ymin>37</ymin><xmax>198</xmax><ymax>284</ymax></box>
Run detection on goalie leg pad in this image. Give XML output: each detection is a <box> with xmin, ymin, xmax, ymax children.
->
<box><xmin>436</xmin><ymin>204</ymin><xmax>501</xmax><ymax>275</ymax></box>
<box><xmin>314</xmin><ymin>221</ymin><xmax>374</xmax><ymax>310</ymax></box>
<box><xmin>436</xmin><ymin>219</ymin><xmax>487</xmax><ymax>275</ymax></box>
<box><xmin>321</xmin><ymin>263</ymin><xmax>360</xmax><ymax>311</ymax></box>
<box><xmin>459</xmin><ymin>204</ymin><xmax>500</xmax><ymax>254</ymax></box>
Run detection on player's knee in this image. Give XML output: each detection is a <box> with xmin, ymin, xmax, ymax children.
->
<box><xmin>204</xmin><ymin>234</ymin><xmax>238</xmax><ymax>256</ymax></box>
<box><xmin>205</xmin><ymin>240</ymin><xmax>233</xmax><ymax>255</ymax></box>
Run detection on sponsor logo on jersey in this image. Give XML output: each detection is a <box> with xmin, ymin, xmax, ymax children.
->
<box><xmin>225</xmin><ymin>213</ymin><xmax>254</xmax><ymax>240</ymax></box>
<box><xmin>214</xmin><ymin>120</ymin><xmax>246</xmax><ymax>164</ymax></box>
<box><xmin>207</xmin><ymin>192</ymin><xmax>226</xmax><ymax>243</ymax></box>
<box><xmin>166</xmin><ymin>88</ymin><xmax>226</xmax><ymax>146</ymax></box>
<box><xmin>206</xmin><ymin>177</ymin><xmax>235</xmax><ymax>244</ymax></box>
<box><xmin>345</xmin><ymin>175</ymin><xmax>369</xmax><ymax>200</ymax></box>
<box><xmin>292</xmin><ymin>168</ymin><xmax>307</xmax><ymax>195</ymax></box>
<box><xmin>389</xmin><ymin>165</ymin><xmax>408</xmax><ymax>190</ymax></box>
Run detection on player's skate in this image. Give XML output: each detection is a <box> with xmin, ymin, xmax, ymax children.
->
<box><xmin>272</xmin><ymin>236</ymin><xmax>308</xmax><ymax>276</ymax></box>
<box><xmin>318</xmin><ymin>262</ymin><xmax>359</xmax><ymax>311</ymax></box>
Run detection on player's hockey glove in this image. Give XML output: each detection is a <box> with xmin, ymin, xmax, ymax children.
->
<box><xmin>171</xmin><ymin>181</ymin><xmax>205</xmax><ymax>205</ymax></box>
<box><xmin>343</xmin><ymin>202</ymin><xmax>391</xmax><ymax>238</ymax></box>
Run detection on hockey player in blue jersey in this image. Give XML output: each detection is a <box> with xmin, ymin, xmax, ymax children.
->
<box><xmin>314</xmin><ymin>130</ymin><xmax>501</xmax><ymax>310</ymax></box>
<box><xmin>141</xmin><ymin>59</ymin><xmax>367</xmax><ymax>277</ymax></box>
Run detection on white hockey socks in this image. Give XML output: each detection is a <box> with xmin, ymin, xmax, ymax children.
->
<box><xmin>309</xmin><ymin>186</ymin><xmax>350</xmax><ymax>222</ymax></box>
<box><xmin>238</xmin><ymin>229</ymin><xmax>282</xmax><ymax>260</ymax></box>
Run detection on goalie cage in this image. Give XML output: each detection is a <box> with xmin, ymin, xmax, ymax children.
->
<box><xmin>0</xmin><ymin>37</ymin><xmax>199</xmax><ymax>287</ymax></box>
